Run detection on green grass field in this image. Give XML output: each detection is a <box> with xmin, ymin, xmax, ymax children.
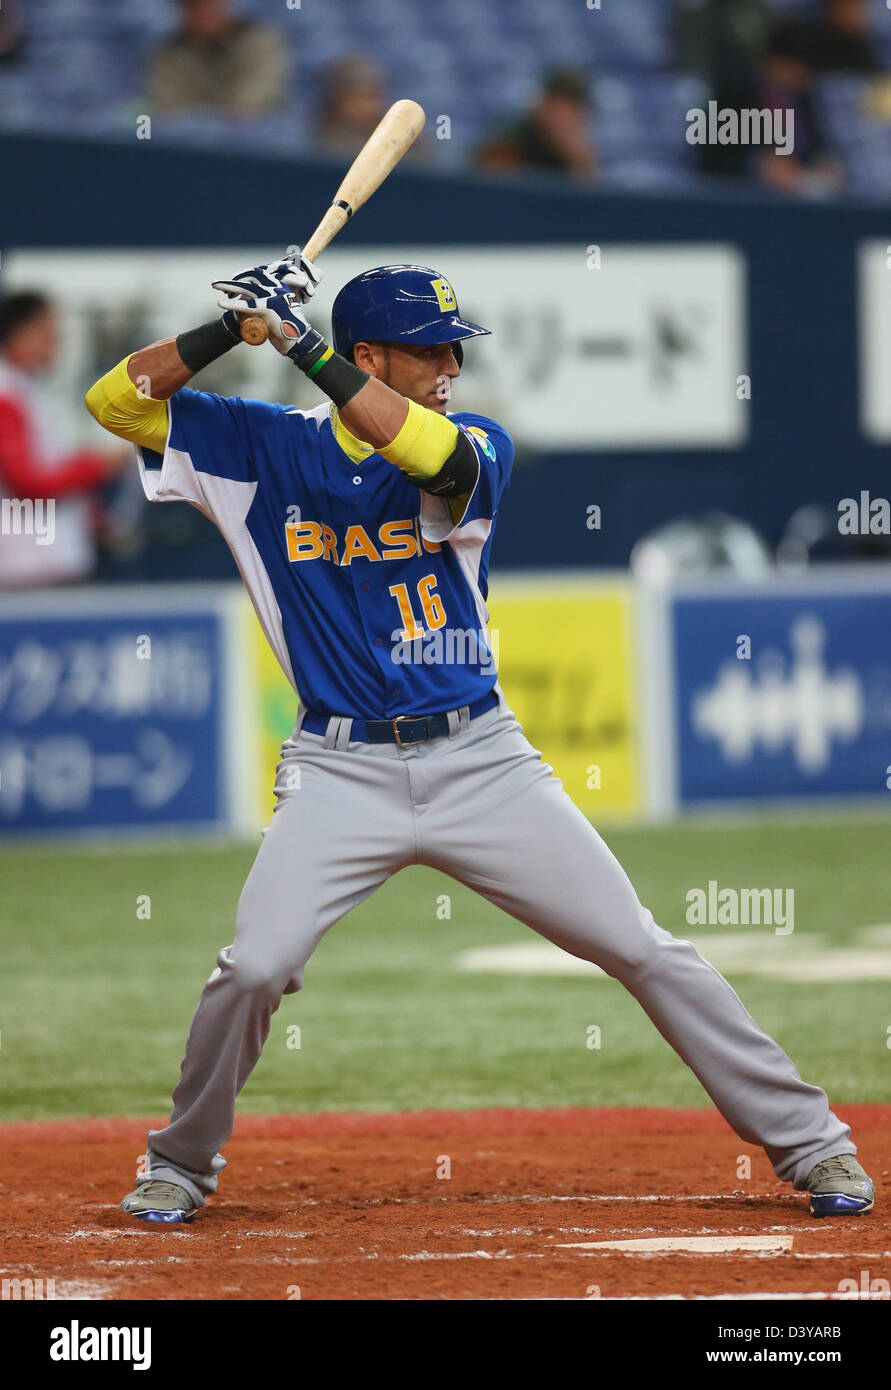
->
<box><xmin>2</xmin><ymin>811</ymin><xmax>889</xmax><ymax>1121</ymax></box>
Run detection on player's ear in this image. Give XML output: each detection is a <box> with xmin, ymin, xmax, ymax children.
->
<box><xmin>352</xmin><ymin>341</ymin><xmax>380</xmax><ymax>377</ymax></box>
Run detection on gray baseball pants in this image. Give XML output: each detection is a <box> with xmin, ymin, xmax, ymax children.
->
<box><xmin>147</xmin><ymin>689</ymin><xmax>854</xmax><ymax>1204</ymax></box>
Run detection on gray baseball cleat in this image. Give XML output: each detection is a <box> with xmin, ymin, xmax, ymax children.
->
<box><xmin>120</xmin><ymin>1179</ymin><xmax>200</xmax><ymax>1225</ymax></box>
<box><xmin>805</xmin><ymin>1155</ymin><xmax>875</xmax><ymax>1218</ymax></box>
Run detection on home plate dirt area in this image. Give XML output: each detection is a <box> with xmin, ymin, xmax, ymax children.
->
<box><xmin>2</xmin><ymin>1107</ymin><xmax>889</xmax><ymax>1301</ymax></box>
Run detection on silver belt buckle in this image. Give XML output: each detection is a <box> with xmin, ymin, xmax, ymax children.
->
<box><xmin>392</xmin><ymin>714</ymin><xmax>423</xmax><ymax>747</ymax></box>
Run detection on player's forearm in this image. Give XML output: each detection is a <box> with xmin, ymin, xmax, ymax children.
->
<box><xmin>298</xmin><ymin>343</ymin><xmax>476</xmax><ymax>498</ymax></box>
<box><xmin>299</xmin><ymin>345</ymin><xmax>459</xmax><ymax>475</ymax></box>
<box><xmin>85</xmin><ymin>321</ymin><xmax>241</xmax><ymax>452</ymax></box>
<box><xmin>127</xmin><ymin>319</ymin><xmax>239</xmax><ymax>400</ymax></box>
<box><xmin>126</xmin><ymin>337</ymin><xmax>195</xmax><ymax>400</ymax></box>
<box><xmin>338</xmin><ymin>376</ymin><xmax>410</xmax><ymax>450</ymax></box>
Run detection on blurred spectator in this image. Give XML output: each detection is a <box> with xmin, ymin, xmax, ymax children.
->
<box><xmin>476</xmin><ymin>68</ymin><xmax>598</xmax><ymax>179</ymax></box>
<box><xmin>789</xmin><ymin>0</ymin><xmax>883</xmax><ymax>76</ymax></box>
<box><xmin>0</xmin><ymin>293</ymin><xmax>127</xmax><ymax>588</ymax></box>
<box><xmin>148</xmin><ymin>0</ymin><xmax>288</xmax><ymax>117</ymax></box>
<box><xmin>0</xmin><ymin>0</ymin><xmax>25</xmax><ymax>67</ymax></box>
<box><xmin>675</xmin><ymin>0</ymin><xmax>770</xmax><ymax>85</ymax></box>
<box><xmin>317</xmin><ymin>56</ymin><xmax>387</xmax><ymax>157</ymax></box>
<box><xmin>701</xmin><ymin>21</ymin><xmax>843</xmax><ymax>196</ymax></box>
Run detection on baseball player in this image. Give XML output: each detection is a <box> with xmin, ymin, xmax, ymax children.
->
<box><xmin>85</xmin><ymin>256</ymin><xmax>874</xmax><ymax>1224</ymax></box>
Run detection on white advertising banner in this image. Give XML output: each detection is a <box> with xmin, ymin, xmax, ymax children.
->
<box><xmin>8</xmin><ymin>243</ymin><xmax>748</xmax><ymax>452</ymax></box>
<box><xmin>432</xmin><ymin>243</ymin><xmax>749</xmax><ymax>449</ymax></box>
<box><xmin>857</xmin><ymin>239</ymin><xmax>891</xmax><ymax>441</ymax></box>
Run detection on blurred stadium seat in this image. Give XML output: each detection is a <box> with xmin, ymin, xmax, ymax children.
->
<box><xmin>3</xmin><ymin>0</ymin><xmax>889</xmax><ymax>193</ymax></box>
<box><xmin>816</xmin><ymin>74</ymin><xmax>891</xmax><ymax>195</ymax></box>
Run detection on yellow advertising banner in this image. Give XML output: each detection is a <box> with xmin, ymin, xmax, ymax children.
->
<box><xmin>487</xmin><ymin>578</ymin><xmax>640</xmax><ymax>816</ymax></box>
<box><xmin>251</xmin><ymin>614</ymin><xmax>299</xmax><ymax>824</ymax></box>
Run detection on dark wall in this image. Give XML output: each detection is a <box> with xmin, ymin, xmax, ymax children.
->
<box><xmin>2</xmin><ymin>132</ymin><xmax>889</xmax><ymax>573</ymax></box>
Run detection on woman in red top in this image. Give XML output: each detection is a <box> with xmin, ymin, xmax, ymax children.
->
<box><xmin>0</xmin><ymin>292</ymin><xmax>127</xmax><ymax>587</ymax></box>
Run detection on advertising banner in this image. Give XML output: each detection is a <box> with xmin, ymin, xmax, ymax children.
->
<box><xmin>489</xmin><ymin>577</ymin><xmax>641</xmax><ymax>816</ymax></box>
<box><xmin>671</xmin><ymin>581</ymin><xmax>891</xmax><ymax>802</ymax></box>
<box><xmin>7</xmin><ymin>245</ymin><xmax>748</xmax><ymax>453</ymax></box>
<box><xmin>858</xmin><ymin>239</ymin><xmax>891</xmax><ymax>442</ymax></box>
<box><xmin>0</xmin><ymin>592</ymin><xmax>230</xmax><ymax>833</ymax></box>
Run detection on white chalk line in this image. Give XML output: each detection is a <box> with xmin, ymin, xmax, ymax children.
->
<box><xmin>788</xmin><ymin>1250</ymin><xmax>891</xmax><ymax>1260</ymax></box>
<box><xmin>94</xmin><ymin>1257</ymin><xmax>186</xmax><ymax>1268</ymax></box>
<box><xmin>401</xmin><ymin>1250</ymin><xmax>520</xmax><ymax>1262</ymax></box>
<box><xmin>53</xmin><ymin>1279</ymin><xmax>113</xmax><ymax>1300</ymax></box>
<box><xmin>457</xmin><ymin>1228</ymin><xmax>538</xmax><ymax>1238</ymax></box>
<box><xmin>596</xmin><ymin>1292</ymin><xmax>846</xmax><ymax>1302</ymax></box>
<box><xmin>355</xmin><ymin>1193</ymin><xmax>791</xmax><ymax>1206</ymax></box>
<box><xmin>56</xmin><ymin>1226</ymin><xmax>310</xmax><ymax>1243</ymax></box>
<box><xmin>549</xmin><ymin>1224</ymin><xmax>810</xmax><ymax>1238</ymax></box>
<box><xmin>76</xmin><ymin>1241</ymin><xmax>891</xmax><ymax>1267</ymax></box>
<box><xmin>558</xmin><ymin>1235</ymin><xmax>794</xmax><ymax>1253</ymax></box>
<box><xmin>65</xmin><ymin>1228</ymin><xmax>192</xmax><ymax>1242</ymax></box>
<box><xmin>0</xmin><ymin>1276</ymin><xmax>113</xmax><ymax>1301</ymax></box>
<box><xmin>249</xmin><ymin>1192</ymin><xmax>804</xmax><ymax>1212</ymax></box>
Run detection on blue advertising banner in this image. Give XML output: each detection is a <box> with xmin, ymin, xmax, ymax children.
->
<box><xmin>0</xmin><ymin>607</ymin><xmax>224</xmax><ymax>832</ymax></box>
<box><xmin>671</xmin><ymin>585</ymin><xmax>891</xmax><ymax>803</ymax></box>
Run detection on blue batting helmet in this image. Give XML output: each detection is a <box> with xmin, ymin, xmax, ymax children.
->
<box><xmin>331</xmin><ymin>264</ymin><xmax>490</xmax><ymax>364</ymax></box>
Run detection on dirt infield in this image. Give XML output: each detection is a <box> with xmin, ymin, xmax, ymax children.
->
<box><xmin>2</xmin><ymin>1106</ymin><xmax>889</xmax><ymax>1300</ymax></box>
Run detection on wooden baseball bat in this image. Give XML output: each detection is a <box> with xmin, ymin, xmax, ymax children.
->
<box><xmin>240</xmin><ymin>99</ymin><xmax>426</xmax><ymax>346</ymax></box>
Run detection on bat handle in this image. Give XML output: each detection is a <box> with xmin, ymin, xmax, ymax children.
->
<box><xmin>240</xmin><ymin>315</ymin><xmax>269</xmax><ymax>346</ymax></box>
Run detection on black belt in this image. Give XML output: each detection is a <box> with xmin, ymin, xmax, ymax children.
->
<box><xmin>301</xmin><ymin>689</ymin><xmax>499</xmax><ymax>746</ymax></box>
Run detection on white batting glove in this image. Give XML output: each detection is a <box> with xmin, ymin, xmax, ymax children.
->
<box><xmin>265</xmin><ymin>248</ymin><xmax>321</xmax><ymax>304</ymax></box>
<box><xmin>214</xmin><ymin>288</ymin><xmax>325</xmax><ymax>363</ymax></box>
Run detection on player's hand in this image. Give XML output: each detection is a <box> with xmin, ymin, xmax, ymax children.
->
<box><xmin>265</xmin><ymin>248</ymin><xmax>321</xmax><ymax>304</ymax></box>
<box><xmin>213</xmin><ymin>251</ymin><xmax>321</xmax><ymax>338</ymax></box>
<box><xmin>212</xmin><ymin>261</ymin><xmax>288</xmax><ymax>301</ymax></box>
<box><xmin>212</xmin><ymin>262</ymin><xmax>288</xmax><ymax>338</ymax></box>
<box><xmin>212</xmin><ymin>250</ymin><xmax>319</xmax><ymax>308</ymax></box>
<box><xmin>214</xmin><ymin>288</ymin><xmax>324</xmax><ymax>362</ymax></box>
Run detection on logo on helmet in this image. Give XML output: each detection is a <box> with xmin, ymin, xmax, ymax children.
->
<box><xmin>431</xmin><ymin>278</ymin><xmax>457</xmax><ymax>314</ymax></box>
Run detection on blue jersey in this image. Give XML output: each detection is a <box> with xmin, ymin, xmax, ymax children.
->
<box><xmin>137</xmin><ymin>393</ymin><xmax>513</xmax><ymax>719</ymax></box>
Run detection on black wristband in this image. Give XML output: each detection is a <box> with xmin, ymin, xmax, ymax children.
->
<box><xmin>300</xmin><ymin>342</ymin><xmax>369</xmax><ymax>408</ymax></box>
<box><xmin>406</xmin><ymin>431</ymin><xmax>479</xmax><ymax>498</ymax></box>
<box><xmin>176</xmin><ymin>319</ymin><xmax>239</xmax><ymax>373</ymax></box>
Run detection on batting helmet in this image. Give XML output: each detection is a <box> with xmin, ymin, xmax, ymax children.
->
<box><xmin>331</xmin><ymin>264</ymin><xmax>490</xmax><ymax>366</ymax></box>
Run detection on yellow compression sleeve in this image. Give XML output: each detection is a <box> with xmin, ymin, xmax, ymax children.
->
<box><xmin>378</xmin><ymin>399</ymin><xmax>459</xmax><ymax>480</ymax></box>
<box><xmin>84</xmin><ymin>356</ymin><xmax>170</xmax><ymax>455</ymax></box>
<box><xmin>335</xmin><ymin>401</ymin><xmax>473</xmax><ymax>524</ymax></box>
